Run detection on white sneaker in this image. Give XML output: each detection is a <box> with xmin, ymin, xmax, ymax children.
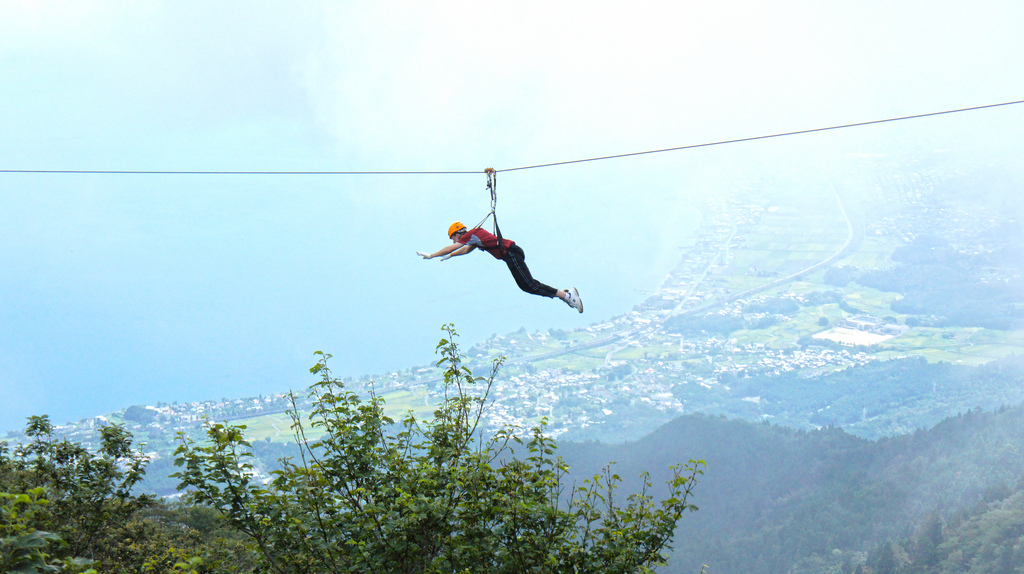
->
<box><xmin>565</xmin><ymin>287</ymin><xmax>583</xmax><ymax>313</ymax></box>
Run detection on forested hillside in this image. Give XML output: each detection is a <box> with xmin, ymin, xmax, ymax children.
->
<box><xmin>558</xmin><ymin>402</ymin><xmax>1024</xmax><ymax>574</ymax></box>
<box><xmin>880</xmin><ymin>487</ymin><xmax>1024</xmax><ymax>573</ymax></box>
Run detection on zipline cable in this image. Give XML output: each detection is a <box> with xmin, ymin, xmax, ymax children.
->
<box><xmin>0</xmin><ymin>169</ymin><xmax>478</xmax><ymax>175</ymax></box>
<box><xmin>497</xmin><ymin>99</ymin><xmax>1024</xmax><ymax>173</ymax></box>
<box><xmin>1</xmin><ymin>99</ymin><xmax>1021</xmax><ymax>176</ymax></box>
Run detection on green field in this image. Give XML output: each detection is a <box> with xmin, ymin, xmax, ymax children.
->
<box><xmin>881</xmin><ymin>328</ymin><xmax>1024</xmax><ymax>365</ymax></box>
<box><xmin>232</xmin><ymin>387</ymin><xmax>437</xmax><ymax>443</ymax></box>
<box><xmin>233</xmin><ymin>413</ymin><xmax>295</xmax><ymax>442</ymax></box>
<box><xmin>838</xmin><ymin>237</ymin><xmax>901</xmax><ymax>269</ymax></box>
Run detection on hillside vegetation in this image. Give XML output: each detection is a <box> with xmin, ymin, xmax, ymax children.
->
<box><xmin>559</xmin><ymin>403</ymin><xmax>1024</xmax><ymax>574</ymax></box>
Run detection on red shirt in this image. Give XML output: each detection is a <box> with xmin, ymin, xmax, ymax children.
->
<box><xmin>457</xmin><ymin>227</ymin><xmax>514</xmax><ymax>259</ymax></box>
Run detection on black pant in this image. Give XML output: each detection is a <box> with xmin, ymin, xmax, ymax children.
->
<box><xmin>502</xmin><ymin>244</ymin><xmax>558</xmax><ymax>298</ymax></box>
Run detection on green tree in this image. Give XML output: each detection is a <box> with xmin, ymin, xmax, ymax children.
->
<box><xmin>2</xmin><ymin>417</ymin><xmax>154</xmax><ymax>564</ymax></box>
<box><xmin>173</xmin><ymin>325</ymin><xmax>703</xmax><ymax>574</ymax></box>
<box><xmin>0</xmin><ymin>488</ymin><xmax>97</xmax><ymax>573</ymax></box>
<box><xmin>913</xmin><ymin>513</ymin><xmax>943</xmax><ymax>572</ymax></box>
<box><xmin>124</xmin><ymin>405</ymin><xmax>158</xmax><ymax>424</ymax></box>
<box><xmin>1</xmin><ymin>417</ymin><xmax>246</xmax><ymax>573</ymax></box>
<box><xmin>872</xmin><ymin>541</ymin><xmax>898</xmax><ymax>574</ymax></box>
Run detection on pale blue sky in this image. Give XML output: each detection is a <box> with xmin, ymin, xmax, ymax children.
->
<box><xmin>2</xmin><ymin>1</ymin><xmax>1023</xmax><ymax>431</ymax></box>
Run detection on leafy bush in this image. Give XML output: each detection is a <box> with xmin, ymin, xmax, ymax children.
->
<box><xmin>173</xmin><ymin>326</ymin><xmax>703</xmax><ymax>574</ymax></box>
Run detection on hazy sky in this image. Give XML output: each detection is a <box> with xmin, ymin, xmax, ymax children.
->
<box><xmin>2</xmin><ymin>1</ymin><xmax>1023</xmax><ymax>431</ymax></box>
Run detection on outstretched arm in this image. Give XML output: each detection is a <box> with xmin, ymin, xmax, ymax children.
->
<box><xmin>418</xmin><ymin>243</ymin><xmax>475</xmax><ymax>260</ymax></box>
<box><xmin>444</xmin><ymin>244</ymin><xmax>475</xmax><ymax>259</ymax></box>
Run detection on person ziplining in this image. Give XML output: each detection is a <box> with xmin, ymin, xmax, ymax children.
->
<box><xmin>418</xmin><ymin>221</ymin><xmax>583</xmax><ymax>312</ymax></box>
<box><xmin>417</xmin><ymin>168</ymin><xmax>584</xmax><ymax>313</ymax></box>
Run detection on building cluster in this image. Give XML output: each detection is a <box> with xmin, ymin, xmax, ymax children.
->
<box><xmin>13</xmin><ymin>394</ymin><xmax>297</xmax><ymax>446</ymax></box>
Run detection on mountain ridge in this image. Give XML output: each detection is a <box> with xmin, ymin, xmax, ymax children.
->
<box><xmin>558</xmin><ymin>401</ymin><xmax>1024</xmax><ymax>573</ymax></box>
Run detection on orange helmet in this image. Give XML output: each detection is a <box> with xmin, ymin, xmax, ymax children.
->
<box><xmin>447</xmin><ymin>221</ymin><xmax>467</xmax><ymax>238</ymax></box>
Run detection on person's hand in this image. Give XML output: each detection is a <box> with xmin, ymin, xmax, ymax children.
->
<box><xmin>417</xmin><ymin>251</ymin><xmax>432</xmax><ymax>259</ymax></box>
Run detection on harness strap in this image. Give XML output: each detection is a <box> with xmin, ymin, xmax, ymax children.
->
<box><xmin>470</xmin><ymin>210</ymin><xmax>493</xmax><ymax>232</ymax></box>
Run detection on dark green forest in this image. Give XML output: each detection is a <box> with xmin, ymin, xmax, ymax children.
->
<box><xmin>558</xmin><ymin>403</ymin><xmax>1024</xmax><ymax>574</ymax></box>
<box><xmin>856</xmin><ymin>235</ymin><xmax>1024</xmax><ymax>330</ymax></box>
